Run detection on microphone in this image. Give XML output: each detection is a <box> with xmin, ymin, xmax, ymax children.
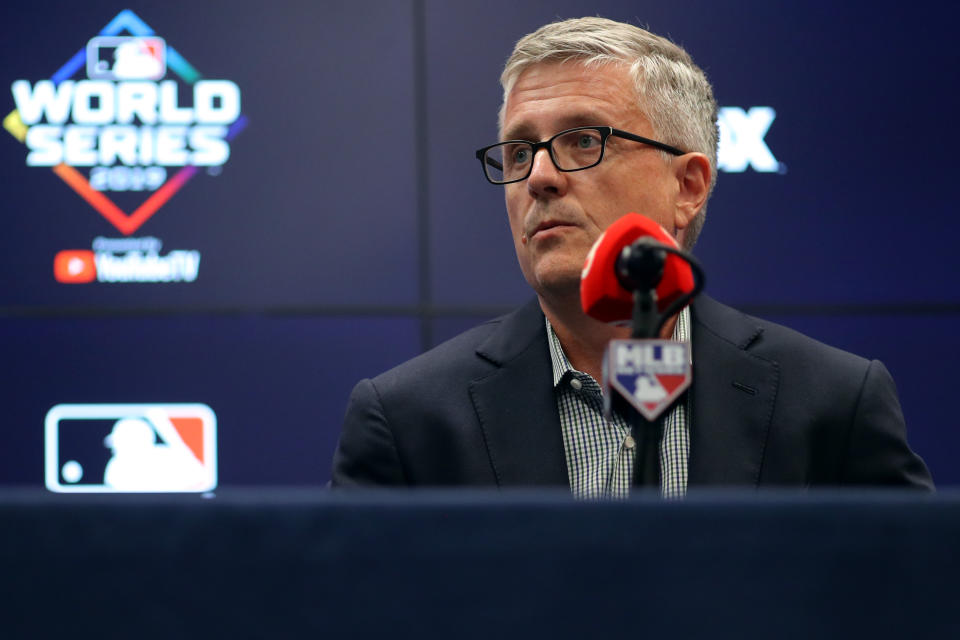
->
<box><xmin>579</xmin><ymin>214</ymin><xmax>703</xmax><ymax>490</ymax></box>
<box><xmin>580</xmin><ymin>213</ymin><xmax>696</xmax><ymax>323</ymax></box>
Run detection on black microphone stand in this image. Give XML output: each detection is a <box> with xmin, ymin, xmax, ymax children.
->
<box><xmin>615</xmin><ymin>238</ymin><xmax>667</xmax><ymax>489</ymax></box>
<box><xmin>607</xmin><ymin>236</ymin><xmax>705</xmax><ymax>492</ymax></box>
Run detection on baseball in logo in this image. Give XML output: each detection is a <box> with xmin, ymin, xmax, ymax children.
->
<box><xmin>4</xmin><ymin>9</ymin><xmax>248</xmax><ymax>284</ymax></box>
<box><xmin>45</xmin><ymin>403</ymin><xmax>218</xmax><ymax>493</ymax></box>
<box><xmin>606</xmin><ymin>340</ymin><xmax>691</xmax><ymax>421</ymax></box>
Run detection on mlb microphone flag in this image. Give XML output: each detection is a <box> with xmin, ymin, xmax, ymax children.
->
<box><xmin>582</xmin><ymin>214</ymin><xmax>698</xmax><ymax>422</ymax></box>
<box><xmin>603</xmin><ymin>340</ymin><xmax>691</xmax><ymax>422</ymax></box>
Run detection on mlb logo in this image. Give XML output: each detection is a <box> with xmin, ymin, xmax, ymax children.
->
<box><xmin>86</xmin><ymin>36</ymin><xmax>167</xmax><ymax>80</ymax></box>
<box><xmin>45</xmin><ymin>403</ymin><xmax>217</xmax><ymax>493</ymax></box>
<box><xmin>606</xmin><ymin>340</ymin><xmax>691</xmax><ymax>421</ymax></box>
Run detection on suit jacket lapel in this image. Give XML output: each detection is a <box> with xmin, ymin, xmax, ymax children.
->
<box><xmin>688</xmin><ymin>296</ymin><xmax>780</xmax><ymax>487</ymax></box>
<box><xmin>468</xmin><ymin>299</ymin><xmax>569</xmax><ymax>487</ymax></box>
<box><xmin>464</xmin><ymin>296</ymin><xmax>780</xmax><ymax>488</ymax></box>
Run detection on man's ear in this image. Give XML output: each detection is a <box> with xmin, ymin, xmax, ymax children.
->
<box><xmin>673</xmin><ymin>152</ymin><xmax>711</xmax><ymax>231</ymax></box>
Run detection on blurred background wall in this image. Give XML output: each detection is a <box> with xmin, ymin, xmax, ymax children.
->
<box><xmin>2</xmin><ymin>0</ymin><xmax>956</xmax><ymax>489</ymax></box>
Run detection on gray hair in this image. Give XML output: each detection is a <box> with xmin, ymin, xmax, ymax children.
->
<box><xmin>499</xmin><ymin>17</ymin><xmax>718</xmax><ymax>249</ymax></box>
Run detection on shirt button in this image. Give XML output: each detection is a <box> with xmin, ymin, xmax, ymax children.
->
<box><xmin>569</xmin><ymin>378</ymin><xmax>582</xmax><ymax>391</ymax></box>
<box><xmin>624</xmin><ymin>435</ymin><xmax>636</xmax><ymax>450</ymax></box>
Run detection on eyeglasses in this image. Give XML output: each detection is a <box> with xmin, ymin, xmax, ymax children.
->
<box><xmin>475</xmin><ymin>126</ymin><xmax>686</xmax><ymax>185</ymax></box>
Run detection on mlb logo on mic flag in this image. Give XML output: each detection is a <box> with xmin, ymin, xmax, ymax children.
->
<box><xmin>45</xmin><ymin>403</ymin><xmax>217</xmax><ymax>493</ymax></box>
<box><xmin>606</xmin><ymin>340</ymin><xmax>691</xmax><ymax>421</ymax></box>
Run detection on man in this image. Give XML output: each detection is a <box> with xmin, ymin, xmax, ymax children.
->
<box><xmin>331</xmin><ymin>17</ymin><xmax>932</xmax><ymax>495</ymax></box>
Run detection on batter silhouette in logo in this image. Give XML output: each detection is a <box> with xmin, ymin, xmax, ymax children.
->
<box><xmin>632</xmin><ymin>374</ymin><xmax>668</xmax><ymax>403</ymax></box>
<box><xmin>103</xmin><ymin>409</ymin><xmax>207</xmax><ymax>491</ymax></box>
<box><xmin>109</xmin><ymin>38</ymin><xmax>164</xmax><ymax>80</ymax></box>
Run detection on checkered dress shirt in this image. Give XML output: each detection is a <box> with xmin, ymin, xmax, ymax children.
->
<box><xmin>547</xmin><ymin>308</ymin><xmax>691</xmax><ymax>499</ymax></box>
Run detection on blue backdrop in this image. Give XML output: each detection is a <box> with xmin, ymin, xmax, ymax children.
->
<box><xmin>2</xmin><ymin>0</ymin><xmax>956</xmax><ymax>488</ymax></box>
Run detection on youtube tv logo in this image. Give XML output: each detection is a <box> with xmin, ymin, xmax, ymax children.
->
<box><xmin>54</xmin><ymin>250</ymin><xmax>96</xmax><ymax>283</ymax></box>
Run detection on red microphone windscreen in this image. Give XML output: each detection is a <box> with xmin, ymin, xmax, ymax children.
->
<box><xmin>580</xmin><ymin>213</ymin><xmax>695</xmax><ymax>323</ymax></box>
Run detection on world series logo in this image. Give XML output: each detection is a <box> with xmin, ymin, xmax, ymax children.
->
<box><xmin>3</xmin><ymin>9</ymin><xmax>248</xmax><ymax>284</ymax></box>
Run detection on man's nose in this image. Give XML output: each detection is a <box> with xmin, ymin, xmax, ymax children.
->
<box><xmin>526</xmin><ymin>148</ymin><xmax>568</xmax><ymax>198</ymax></box>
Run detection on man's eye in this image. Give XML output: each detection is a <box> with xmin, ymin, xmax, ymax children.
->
<box><xmin>513</xmin><ymin>148</ymin><xmax>530</xmax><ymax>164</ymax></box>
<box><xmin>578</xmin><ymin>134</ymin><xmax>598</xmax><ymax>148</ymax></box>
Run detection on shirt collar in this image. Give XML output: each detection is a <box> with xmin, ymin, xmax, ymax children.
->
<box><xmin>546</xmin><ymin>317</ymin><xmax>574</xmax><ymax>387</ymax></box>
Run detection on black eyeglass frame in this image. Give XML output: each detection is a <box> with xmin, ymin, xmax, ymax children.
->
<box><xmin>474</xmin><ymin>126</ymin><xmax>687</xmax><ymax>185</ymax></box>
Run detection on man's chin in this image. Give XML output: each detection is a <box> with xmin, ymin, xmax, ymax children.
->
<box><xmin>527</xmin><ymin>267</ymin><xmax>582</xmax><ymax>301</ymax></box>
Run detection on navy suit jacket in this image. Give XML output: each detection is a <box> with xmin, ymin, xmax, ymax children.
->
<box><xmin>331</xmin><ymin>296</ymin><xmax>932</xmax><ymax>489</ymax></box>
